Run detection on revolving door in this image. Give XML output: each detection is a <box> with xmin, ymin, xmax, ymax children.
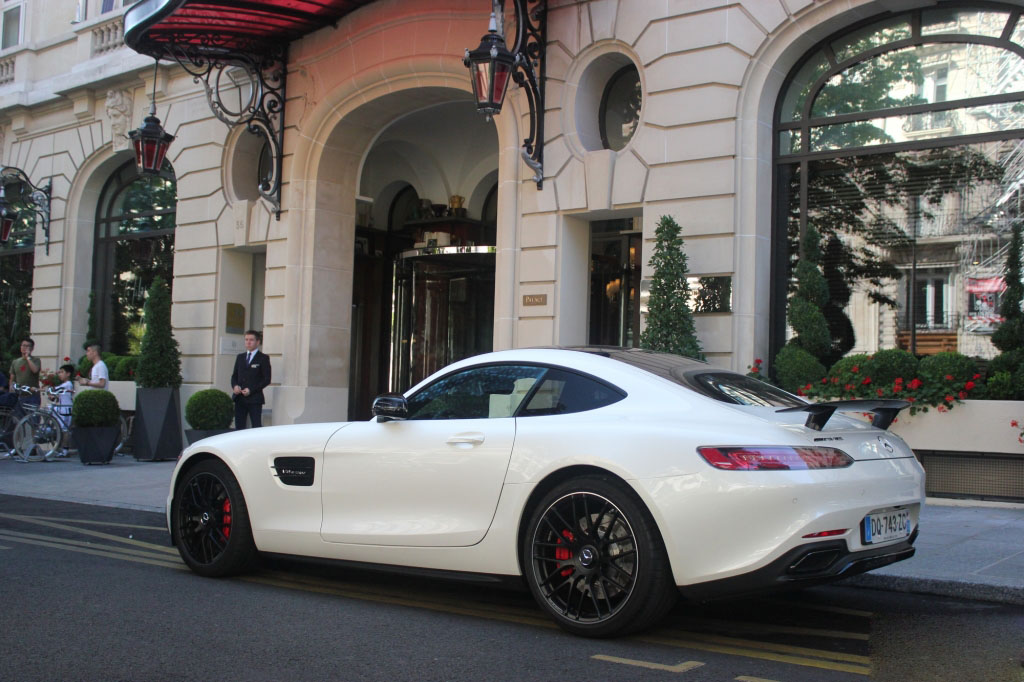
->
<box><xmin>390</xmin><ymin>246</ymin><xmax>496</xmax><ymax>391</ymax></box>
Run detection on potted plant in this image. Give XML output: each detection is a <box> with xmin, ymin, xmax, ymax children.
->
<box><xmin>184</xmin><ymin>388</ymin><xmax>234</xmax><ymax>444</ymax></box>
<box><xmin>132</xmin><ymin>276</ymin><xmax>184</xmax><ymax>461</ymax></box>
<box><xmin>71</xmin><ymin>389</ymin><xmax>121</xmax><ymax>465</ymax></box>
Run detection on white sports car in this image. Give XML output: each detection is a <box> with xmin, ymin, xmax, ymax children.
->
<box><xmin>168</xmin><ymin>347</ymin><xmax>925</xmax><ymax>637</ymax></box>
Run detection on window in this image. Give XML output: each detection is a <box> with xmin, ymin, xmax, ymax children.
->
<box><xmin>0</xmin><ymin>179</ymin><xmax>34</xmax><ymax>357</ymax></box>
<box><xmin>599</xmin><ymin>65</ymin><xmax>641</xmax><ymax>151</ymax></box>
<box><xmin>774</xmin><ymin>5</ymin><xmax>1024</xmax><ymax>359</ymax></box>
<box><xmin>406</xmin><ymin>365</ymin><xmax>547</xmax><ymax>420</ymax></box>
<box><xmin>518</xmin><ymin>368</ymin><xmax>625</xmax><ymax>416</ymax></box>
<box><xmin>92</xmin><ymin>159</ymin><xmax>176</xmax><ymax>354</ymax></box>
<box><xmin>688</xmin><ymin>372</ymin><xmax>805</xmax><ymax>408</ymax></box>
<box><xmin>1</xmin><ymin>0</ymin><xmax>21</xmax><ymax>51</ymax></box>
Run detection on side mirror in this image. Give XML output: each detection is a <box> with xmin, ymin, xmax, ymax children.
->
<box><xmin>372</xmin><ymin>393</ymin><xmax>408</xmax><ymax>422</ymax></box>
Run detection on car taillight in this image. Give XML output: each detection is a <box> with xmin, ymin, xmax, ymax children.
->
<box><xmin>697</xmin><ymin>446</ymin><xmax>853</xmax><ymax>471</ymax></box>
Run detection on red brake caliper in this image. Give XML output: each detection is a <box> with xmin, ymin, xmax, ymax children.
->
<box><xmin>555</xmin><ymin>529</ymin><xmax>574</xmax><ymax>576</ymax></box>
<box><xmin>221</xmin><ymin>498</ymin><xmax>232</xmax><ymax>538</ymax></box>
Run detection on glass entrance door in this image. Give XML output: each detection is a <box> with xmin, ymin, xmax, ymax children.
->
<box><xmin>390</xmin><ymin>246</ymin><xmax>496</xmax><ymax>391</ymax></box>
<box><xmin>589</xmin><ymin>221</ymin><xmax>641</xmax><ymax>347</ymax></box>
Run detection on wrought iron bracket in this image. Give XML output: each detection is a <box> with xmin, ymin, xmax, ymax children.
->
<box><xmin>0</xmin><ymin>166</ymin><xmax>51</xmax><ymax>255</ymax></box>
<box><xmin>509</xmin><ymin>0</ymin><xmax>546</xmax><ymax>189</ymax></box>
<box><xmin>159</xmin><ymin>42</ymin><xmax>287</xmax><ymax>219</ymax></box>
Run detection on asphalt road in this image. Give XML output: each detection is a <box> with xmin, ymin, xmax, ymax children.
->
<box><xmin>0</xmin><ymin>494</ymin><xmax>1020</xmax><ymax>682</ymax></box>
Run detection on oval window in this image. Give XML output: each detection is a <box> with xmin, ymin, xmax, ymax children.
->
<box><xmin>599</xmin><ymin>65</ymin><xmax>642</xmax><ymax>151</ymax></box>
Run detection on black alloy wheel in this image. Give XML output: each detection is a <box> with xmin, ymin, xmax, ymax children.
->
<box><xmin>172</xmin><ymin>459</ymin><xmax>257</xmax><ymax>577</ymax></box>
<box><xmin>523</xmin><ymin>475</ymin><xmax>677</xmax><ymax>637</ymax></box>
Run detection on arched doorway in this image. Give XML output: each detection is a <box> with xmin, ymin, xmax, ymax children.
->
<box><xmin>774</xmin><ymin>5</ymin><xmax>1024</xmax><ymax>363</ymax></box>
<box><xmin>348</xmin><ymin>99</ymin><xmax>499</xmax><ymax>419</ymax></box>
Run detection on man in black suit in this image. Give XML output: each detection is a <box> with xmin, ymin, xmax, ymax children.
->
<box><xmin>231</xmin><ymin>329</ymin><xmax>272</xmax><ymax>429</ymax></box>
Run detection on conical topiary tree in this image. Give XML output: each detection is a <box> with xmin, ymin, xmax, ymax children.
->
<box><xmin>135</xmin><ymin>275</ymin><xmax>181</xmax><ymax>389</ymax></box>
<box><xmin>992</xmin><ymin>220</ymin><xmax>1024</xmax><ymax>353</ymax></box>
<box><xmin>639</xmin><ymin>215</ymin><xmax>703</xmax><ymax>359</ymax></box>
<box><xmin>775</xmin><ymin>227</ymin><xmax>829</xmax><ymax>392</ymax></box>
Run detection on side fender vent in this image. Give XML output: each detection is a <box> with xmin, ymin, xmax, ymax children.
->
<box><xmin>273</xmin><ymin>456</ymin><xmax>315</xmax><ymax>486</ymax></box>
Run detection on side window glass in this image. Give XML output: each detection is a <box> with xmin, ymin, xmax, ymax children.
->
<box><xmin>406</xmin><ymin>365</ymin><xmax>547</xmax><ymax>420</ymax></box>
<box><xmin>519</xmin><ymin>369</ymin><xmax>624</xmax><ymax>417</ymax></box>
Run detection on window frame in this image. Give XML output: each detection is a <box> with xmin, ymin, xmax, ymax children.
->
<box><xmin>771</xmin><ymin>3</ymin><xmax>1024</xmax><ymax>360</ymax></box>
<box><xmin>1</xmin><ymin>0</ymin><xmax>23</xmax><ymax>52</ymax></box>
<box><xmin>404</xmin><ymin>362</ymin><xmax>626</xmax><ymax>420</ymax></box>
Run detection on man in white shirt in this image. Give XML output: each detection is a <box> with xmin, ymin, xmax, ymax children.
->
<box><xmin>79</xmin><ymin>343</ymin><xmax>109</xmax><ymax>389</ymax></box>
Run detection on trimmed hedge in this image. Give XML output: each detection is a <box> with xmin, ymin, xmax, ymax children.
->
<box><xmin>72</xmin><ymin>389</ymin><xmax>121</xmax><ymax>428</ymax></box>
<box><xmin>185</xmin><ymin>389</ymin><xmax>234</xmax><ymax>430</ymax></box>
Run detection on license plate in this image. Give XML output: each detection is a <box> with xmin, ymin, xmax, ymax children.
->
<box><xmin>862</xmin><ymin>509</ymin><xmax>911</xmax><ymax>544</ymax></box>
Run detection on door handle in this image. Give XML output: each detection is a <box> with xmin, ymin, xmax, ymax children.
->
<box><xmin>446</xmin><ymin>434</ymin><xmax>485</xmax><ymax>446</ymax></box>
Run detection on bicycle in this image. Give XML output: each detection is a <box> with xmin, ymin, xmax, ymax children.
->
<box><xmin>4</xmin><ymin>384</ymin><xmax>68</xmax><ymax>462</ymax></box>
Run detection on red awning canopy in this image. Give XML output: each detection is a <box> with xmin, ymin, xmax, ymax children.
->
<box><xmin>125</xmin><ymin>0</ymin><xmax>375</xmax><ymax>56</ymax></box>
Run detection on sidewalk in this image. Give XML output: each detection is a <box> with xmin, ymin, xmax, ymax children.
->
<box><xmin>1</xmin><ymin>455</ymin><xmax>1022</xmax><ymax>606</ymax></box>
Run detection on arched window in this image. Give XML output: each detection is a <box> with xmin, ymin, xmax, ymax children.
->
<box><xmin>92</xmin><ymin>160</ymin><xmax>176</xmax><ymax>354</ymax></box>
<box><xmin>0</xmin><ymin>186</ymin><xmax>34</xmax><ymax>359</ymax></box>
<box><xmin>774</xmin><ymin>6</ymin><xmax>1024</xmax><ymax>362</ymax></box>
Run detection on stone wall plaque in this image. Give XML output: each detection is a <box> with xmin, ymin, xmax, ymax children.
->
<box><xmin>226</xmin><ymin>302</ymin><xmax>246</xmax><ymax>334</ymax></box>
<box><xmin>523</xmin><ymin>294</ymin><xmax>547</xmax><ymax>307</ymax></box>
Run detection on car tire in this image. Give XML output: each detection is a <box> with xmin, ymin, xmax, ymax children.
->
<box><xmin>522</xmin><ymin>474</ymin><xmax>677</xmax><ymax>637</ymax></box>
<box><xmin>171</xmin><ymin>459</ymin><xmax>257</xmax><ymax>577</ymax></box>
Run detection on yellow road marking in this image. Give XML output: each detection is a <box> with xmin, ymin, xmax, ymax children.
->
<box><xmin>0</xmin><ymin>518</ymin><xmax>874</xmax><ymax>676</ymax></box>
<box><xmin>245</xmin><ymin>574</ymin><xmax>559</xmax><ymax>630</ymax></box>
<box><xmin>0</xmin><ymin>528</ymin><xmax>180</xmax><ymax>564</ymax></box>
<box><xmin>760</xmin><ymin>598</ymin><xmax>874</xmax><ymax>618</ymax></box>
<box><xmin>655</xmin><ymin>628</ymin><xmax>870</xmax><ymax>665</ymax></box>
<box><xmin>0</xmin><ymin>512</ymin><xmax>178</xmax><ymax>555</ymax></box>
<box><xmin>669</xmin><ymin>618</ymin><xmax>869</xmax><ymax>641</ymax></box>
<box><xmin>257</xmin><ymin>569</ymin><xmax>543</xmax><ymax>618</ymax></box>
<box><xmin>0</xmin><ymin>532</ymin><xmax>184</xmax><ymax>570</ymax></box>
<box><xmin>638</xmin><ymin>633</ymin><xmax>871</xmax><ymax>676</ymax></box>
<box><xmin>253</xmin><ymin>571</ymin><xmax>871</xmax><ymax>675</ymax></box>
<box><xmin>591</xmin><ymin>655</ymin><xmax>704</xmax><ymax>672</ymax></box>
<box><xmin>17</xmin><ymin>515</ymin><xmax>166</xmax><ymax>532</ymax></box>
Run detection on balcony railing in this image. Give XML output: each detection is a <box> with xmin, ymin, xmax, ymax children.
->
<box><xmin>92</xmin><ymin>16</ymin><xmax>124</xmax><ymax>57</ymax></box>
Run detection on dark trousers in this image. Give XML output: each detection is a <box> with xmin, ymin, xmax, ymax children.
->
<box><xmin>234</xmin><ymin>401</ymin><xmax>263</xmax><ymax>429</ymax></box>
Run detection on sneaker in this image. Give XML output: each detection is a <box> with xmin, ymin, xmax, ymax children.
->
<box><xmin>53</xmin><ymin>448</ymin><xmax>69</xmax><ymax>458</ymax></box>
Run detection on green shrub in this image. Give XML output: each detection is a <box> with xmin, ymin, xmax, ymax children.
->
<box><xmin>76</xmin><ymin>354</ymin><xmax>92</xmax><ymax>378</ymax></box>
<box><xmin>135</xmin><ymin>276</ymin><xmax>182</xmax><ymax>389</ymax></box>
<box><xmin>110</xmin><ymin>355</ymin><xmax>139</xmax><ymax>381</ymax></box>
<box><xmin>989</xmin><ymin>349</ymin><xmax>1024</xmax><ymax>378</ymax></box>
<box><xmin>72</xmin><ymin>389</ymin><xmax>121</xmax><ymax>427</ymax></box>
<box><xmin>819</xmin><ymin>353</ymin><xmax>873</xmax><ymax>398</ymax></box>
<box><xmin>912</xmin><ymin>352</ymin><xmax>982</xmax><ymax>412</ymax></box>
<box><xmin>185</xmin><ymin>389</ymin><xmax>234</xmax><ymax>430</ymax></box>
<box><xmin>986</xmin><ymin>371</ymin><xmax>1019</xmax><ymax>400</ymax></box>
<box><xmin>639</xmin><ymin>215</ymin><xmax>703</xmax><ymax>359</ymax></box>
<box><xmin>774</xmin><ymin>344</ymin><xmax>826</xmax><ymax>394</ymax></box>
<box><xmin>864</xmin><ymin>349</ymin><xmax>919</xmax><ymax>388</ymax></box>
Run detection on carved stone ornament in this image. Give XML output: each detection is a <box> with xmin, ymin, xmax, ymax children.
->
<box><xmin>105</xmin><ymin>89</ymin><xmax>133</xmax><ymax>152</ymax></box>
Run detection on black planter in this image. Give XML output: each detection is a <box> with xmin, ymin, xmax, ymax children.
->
<box><xmin>184</xmin><ymin>428</ymin><xmax>233</xmax><ymax>445</ymax></box>
<box><xmin>73</xmin><ymin>425</ymin><xmax>121</xmax><ymax>464</ymax></box>
<box><xmin>134</xmin><ymin>387</ymin><xmax>183</xmax><ymax>461</ymax></box>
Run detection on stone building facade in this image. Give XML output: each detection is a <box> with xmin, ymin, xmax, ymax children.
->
<box><xmin>2</xmin><ymin>0</ymin><xmax>1021</xmax><ymax>423</ymax></box>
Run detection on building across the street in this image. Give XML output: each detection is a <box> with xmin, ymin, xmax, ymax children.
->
<box><xmin>1</xmin><ymin>0</ymin><xmax>1022</xmax><ymax>423</ymax></box>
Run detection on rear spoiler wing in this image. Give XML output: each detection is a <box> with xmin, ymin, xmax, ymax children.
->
<box><xmin>776</xmin><ymin>399</ymin><xmax>910</xmax><ymax>431</ymax></box>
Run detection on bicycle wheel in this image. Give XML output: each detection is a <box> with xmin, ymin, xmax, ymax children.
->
<box><xmin>113</xmin><ymin>414</ymin><xmax>132</xmax><ymax>456</ymax></box>
<box><xmin>0</xmin><ymin>407</ymin><xmax>17</xmax><ymax>446</ymax></box>
<box><xmin>14</xmin><ymin>412</ymin><xmax>63</xmax><ymax>462</ymax></box>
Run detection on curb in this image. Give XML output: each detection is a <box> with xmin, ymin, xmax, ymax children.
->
<box><xmin>840</xmin><ymin>573</ymin><xmax>1024</xmax><ymax>607</ymax></box>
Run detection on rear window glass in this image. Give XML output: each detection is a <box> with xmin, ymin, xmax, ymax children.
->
<box><xmin>686</xmin><ymin>372</ymin><xmax>806</xmax><ymax>407</ymax></box>
<box><xmin>590</xmin><ymin>347</ymin><xmax>804</xmax><ymax>407</ymax></box>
